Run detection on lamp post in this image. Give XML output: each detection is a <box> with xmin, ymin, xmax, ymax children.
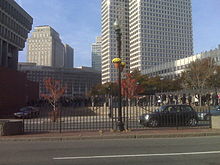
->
<box><xmin>160</xmin><ymin>77</ymin><xmax>164</xmax><ymax>93</ymax></box>
<box><xmin>213</xmin><ymin>70</ymin><xmax>217</xmax><ymax>92</ymax></box>
<box><xmin>113</xmin><ymin>19</ymin><xmax>124</xmax><ymax>131</ymax></box>
<box><xmin>213</xmin><ymin>70</ymin><xmax>218</xmax><ymax>106</ymax></box>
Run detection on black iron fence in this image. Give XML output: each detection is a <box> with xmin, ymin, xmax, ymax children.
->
<box><xmin>23</xmin><ymin>95</ymin><xmax>212</xmax><ymax>133</ymax></box>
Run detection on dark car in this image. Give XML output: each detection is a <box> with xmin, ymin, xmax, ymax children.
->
<box><xmin>198</xmin><ymin>106</ymin><xmax>220</xmax><ymax>121</ymax></box>
<box><xmin>14</xmin><ymin>106</ymin><xmax>40</xmax><ymax>119</ymax></box>
<box><xmin>139</xmin><ymin>105</ymin><xmax>198</xmax><ymax>127</ymax></box>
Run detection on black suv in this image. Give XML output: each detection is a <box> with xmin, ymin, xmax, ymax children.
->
<box><xmin>139</xmin><ymin>105</ymin><xmax>198</xmax><ymax>127</ymax></box>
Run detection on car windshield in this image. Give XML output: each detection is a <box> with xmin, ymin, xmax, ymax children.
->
<box><xmin>20</xmin><ymin>107</ymin><xmax>31</xmax><ymax>112</ymax></box>
<box><xmin>155</xmin><ymin>106</ymin><xmax>167</xmax><ymax>112</ymax></box>
<box><xmin>213</xmin><ymin>106</ymin><xmax>220</xmax><ymax>111</ymax></box>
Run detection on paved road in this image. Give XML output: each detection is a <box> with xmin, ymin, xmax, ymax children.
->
<box><xmin>0</xmin><ymin>136</ymin><xmax>220</xmax><ymax>165</ymax></box>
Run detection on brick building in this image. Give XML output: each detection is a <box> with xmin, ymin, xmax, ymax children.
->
<box><xmin>0</xmin><ymin>67</ymin><xmax>39</xmax><ymax>117</ymax></box>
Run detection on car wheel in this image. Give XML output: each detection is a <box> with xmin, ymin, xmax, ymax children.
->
<box><xmin>37</xmin><ymin>112</ymin><xmax>40</xmax><ymax>117</ymax></box>
<box><xmin>205</xmin><ymin>115</ymin><xmax>210</xmax><ymax>121</ymax></box>
<box><xmin>28</xmin><ymin>114</ymin><xmax>32</xmax><ymax>119</ymax></box>
<box><xmin>187</xmin><ymin>118</ymin><xmax>198</xmax><ymax>126</ymax></box>
<box><xmin>149</xmin><ymin>119</ymin><xmax>159</xmax><ymax>127</ymax></box>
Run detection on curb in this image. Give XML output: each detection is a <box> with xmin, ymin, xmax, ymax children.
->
<box><xmin>1</xmin><ymin>132</ymin><xmax>220</xmax><ymax>142</ymax></box>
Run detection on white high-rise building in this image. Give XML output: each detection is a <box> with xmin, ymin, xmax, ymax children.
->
<box><xmin>101</xmin><ymin>0</ymin><xmax>130</xmax><ymax>83</ymax></box>
<box><xmin>92</xmin><ymin>36</ymin><xmax>102</xmax><ymax>72</ymax></box>
<box><xmin>27</xmin><ymin>26</ymin><xmax>65</xmax><ymax>68</ymax></box>
<box><xmin>129</xmin><ymin>0</ymin><xmax>193</xmax><ymax>71</ymax></box>
<box><xmin>101</xmin><ymin>0</ymin><xmax>193</xmax><ymax>83</ymax></box>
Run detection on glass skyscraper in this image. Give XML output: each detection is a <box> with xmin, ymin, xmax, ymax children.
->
<box><xmin>92</xmin><ymin>36</ymin><xmax>102</xmax><ymax>72</ymax></box>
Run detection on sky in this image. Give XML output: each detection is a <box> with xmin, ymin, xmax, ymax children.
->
<box><xmin>16</xmin><ymin>0</ymin><xmax>220</xmax><ymax>67</ymax></box>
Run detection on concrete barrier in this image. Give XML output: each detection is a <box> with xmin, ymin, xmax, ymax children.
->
<box><xmin>211</xmin><ymin>116</ymin><xmax>220</xmax><ymax>129</ymax></box>
<box><xmin>0</xmin><ymin>120</ymin><xmax>24</xmax><ymax>136</ymax></box>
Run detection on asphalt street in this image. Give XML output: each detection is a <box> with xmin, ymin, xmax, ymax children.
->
<box><xmin>1</xmin><ymin>136</ymin><xmax>220</xmax><ymax>165</ymax></box>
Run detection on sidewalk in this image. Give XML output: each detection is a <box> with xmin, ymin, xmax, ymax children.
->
<box><xmin>1</xmin><ymin>128</ymin><xmax>220</xmax><ymax>141</ymax></box>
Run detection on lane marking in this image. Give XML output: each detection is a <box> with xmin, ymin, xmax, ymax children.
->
<box><xmin>53</xmin><ymin>150</ymin><xmax>220</xmax><ymax>160</ymax></box>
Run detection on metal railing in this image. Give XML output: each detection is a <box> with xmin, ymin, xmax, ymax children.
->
<box><xmin>23</xmin><ymin>95</ymin><xmax>212</xmax><ymax>133</ymax></box>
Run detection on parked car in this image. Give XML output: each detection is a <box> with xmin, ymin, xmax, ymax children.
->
<box><xmin>14</xmin><ymin>106</ymin><xmax>40</xmax><ymax>119</ymax></box>
<box><xmin>197</xmin><ymin>106</ymin><xmax>220</xmax><ymax>121</ymax></box>
<box><xmin>139</xmin><ymin>105</ymin><xmax>198</xmax><ymax>127</ymax></box>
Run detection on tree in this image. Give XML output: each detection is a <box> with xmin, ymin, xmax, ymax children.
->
<box><xmin>181</xmin><ymin>58</ymin><xmax>216</xmax><ymax>89</ymax></box>
<box><xmin>88</xmin><ymin>82</ymin><xmax>118</xmax><ymax>96</ymax></box>
<box><xmin>162</xmin><ymin>77</ymin><xmax>182</xmax><ymax>92</ymax></box>
<box><xmin>121</xmin><ymin>73</ymin><xmax>144</xmax><ymax>99</ymax></box>
<box><xmin>130</xmin><ymin>68</ymin><xmax>149</xmax><ymax>85</ymax></box>
<box><xmin>41</xmin><ymin>78</ymin><xmax>66</xmax><ymax>122</ymax></box>
<box><xmin>128</xmin><ymin>69</ymin><xmax>182</xmax><ymax>94</ymax></box>
<box><xmin>207</xmin><ymin>66</ymin><xmax>220</xmax><ymax>88</ymax></box>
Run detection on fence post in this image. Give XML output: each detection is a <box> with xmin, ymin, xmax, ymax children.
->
<box><xmin>208</xmin><ymin>105</ymin><xmax>212</xmax><ymax>128</ymax></box>
<box><xmin>59</xmin><ymin>108</ymin><xmax>62</xmax><ymax>133</ymax></box>
<box><xmin>176</xmin><ymin>111</ymin><xmax>178</xmax><ymax>130</ymax></box>
<box><xmin>22</xmin><ymin>117</ymin><xmax>25</xmax><ymax>133</ymax></box>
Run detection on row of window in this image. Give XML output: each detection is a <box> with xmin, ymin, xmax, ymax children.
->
<box><xmin>31</xmin><ymin>33</ymin><xmax>51</xmax><ymax>38</ymax></box>
<box><xmin>28</xmin><ymin>39</ymin><xmax>52</xmax><ymax>43</ymax></box>
<box><xmin>139</xmin><ymin>47</ymin><xmax>192</xmax><ymax>53</ymax></box>
<box><xmin>140</xmin><ymin>41</ymin><xmax>192</xmax><ymax>47</ymax></box>
<box><xmin>140</xmin><ymin>16</ymin><xmax>191</xmax><ymax>26</ymax></box>
<box><xmin>0</xmin><ymin>0</ymin><xmax>32</xmax><ymax>30</ymax></box>
<box><xmin>142</xmin><ymin>0</ymin><xmax>191</xmax><ymax>7</ymax></box>
<box><xmin>139</xmin><ymin>32</ymin><xmax>192</xmax><ymax>40</ymax></box>
<box><xmin>141</xmin><ymin>5</ymin><xmax>191</xmax><ymax>15</ymax></box>
<box><xmin>140</xmin><ymin>21</ymin><xmax>191</xmax><ymax>29</ymax></box>
<box><xmin>148</xmin><ymin>56</ymin><xmax>220</xmax><ymax>76</ymax></box>
<box><xmin>0</xmin><ymin>10</ymin><xmax>27</xmax><ymax>38</ymax></box>
<box><xmin>0</xmin><ymin>24</ymin><xmax>24</xmax><ymax>48</ymax></box>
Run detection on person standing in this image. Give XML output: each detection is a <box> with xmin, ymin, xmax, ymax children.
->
<box><xmin>187</xmin><ymin>94</ymin><xmax>192</xmax><ymax>105</ymax></box>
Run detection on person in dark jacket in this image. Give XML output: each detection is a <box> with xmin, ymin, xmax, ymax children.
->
<box><xmin>187</xmin><ymin>94</ymin><xmax>192</xmax><ymax>105</ymax></box>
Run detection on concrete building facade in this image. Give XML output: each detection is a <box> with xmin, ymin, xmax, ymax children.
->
<box><xmin>0</xmin><ymin>0</ymin><xmax>33</xmax><ymax>70</ymax></box>
<box><xmin>92</xmin><ymin>36</ymin><xmax>102</xmax><ymax>72</ymax></box>
<box><xmin>101</xmin><ymin>0</ymin><xmax>130</xmax><ymax>83</ymax></box>
<box><xmin>142</xmin><ymin>45</ymin><xmax>220</xmax><ymax>79</ymax></box>
<box><xmin>18</xmin><ymin>63</ymin><xmax>101</xmax><ymax>97</ymax></box>
<box><xmin>27</xmin><ymin>26</ymin><xmax>66</xmax><ymax>68</ymax></box>
<box><xmin>64</xmin><ymin>44</ymin><xmax>74</xmax><ymax>68</ymax></box>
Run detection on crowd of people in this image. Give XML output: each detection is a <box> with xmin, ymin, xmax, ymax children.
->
<box><xmin>27</xmin><ymin>92</ymin><xmax>220</xmax><ymax>109</ymax></box>
<box><xmin>151</xmin><ymin>92</ymin><xmax>219</xmax><ymax>106</ymax></box>
<box><xmin>27</xmin><ymin>96</ymin><xmax>92</xmax><ymax>107</ymax></box>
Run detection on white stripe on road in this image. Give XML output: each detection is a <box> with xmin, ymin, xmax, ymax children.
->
<box><xmin>53</xmin><ymin>151</ymin><xmax>220</xmax><ymax>160</ymax></box>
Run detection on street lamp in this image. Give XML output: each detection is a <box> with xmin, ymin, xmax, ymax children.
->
<box><xmin>113</xmin><ymin>19</ymin><xmax>124</xmax><ymax>131</ymax></box>
<box><xmin>213</xmin><ymin>70</ymin><xmax>217</xmax><ymax>93</ymax></box>
<box><xmin>213</xmin><ymin>70</ymin><xmax>218</xmax><ymax>106</ymax></box>
<box><xmin>160</xmin><ymin>77</ymin><xmax>164</xmax><ymax>93</ymax></box>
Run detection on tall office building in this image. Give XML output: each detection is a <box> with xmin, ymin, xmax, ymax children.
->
<box><xmin>101</xmin><ymin>0</ymin><xmax>130</xmax><ymax>83</ymax></box>
<box><xmin>64</xmin><ymin>44</ymin><xmax>74</xmax><ymax>68</ymax></box>
<box><xmin>101</xmin><ymin>0</ymin><xmax>193</xmax><ymax>83</ymax></box>
<box><xmin>0</xmin><ymin>0</ymin><xmax>33</xmax><ymax>70</ymax></box>
<box><xmin>91</xmin><ymin>36</ymin><xmax>102</xmax><ymax>72</ymax></box>
<box><xmin>27</xmin><ymin>26</ymin><xmax>65</xmax><ymax>68</ymax></box>
<box><xmin>129</xmin><ymin>0</ymin><xmax>193</xmax><ymax>71</ymax></box>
